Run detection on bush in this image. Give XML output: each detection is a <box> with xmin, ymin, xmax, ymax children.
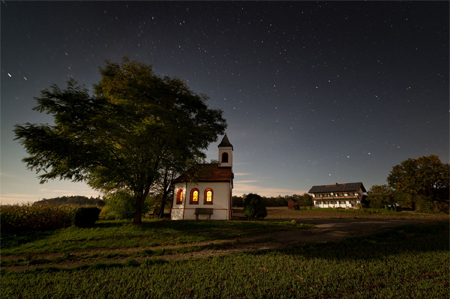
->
<box><xmin>0</xmin><ymin>203</ymin><xmax>77</xmax><ymax>234</ymax></box>
<box><xmin>232</xmin><ymin>196</ymin><xmax>244</xmax><ymax>207</ymax></box>
<box><xmin>414</xmin><ymin>195</ymin><xmax>435</xmax><ymax>213</ymax></box>
<box><xmin>103</xmin><ymin>190</ymin><xmax>154</xmax><ymax>220</ymax></box>
<box><xmin>98</xmin><ymin>205</ymin><xmax>117</xmax><ymax>220</ymax></box>
<box><xmin>433</xmin><ymin>201</ymin><xmax>449</xmax><ymax>214</ymax></box>
<box><xmin>288</xmin><ymin>201</ymin><xmax>299</xmax><ymax>210</ymax></box>
<box><xmin>73</xmin><ymin>207</ymin><xmax>101</xmax><ymax>228</ymax></box>
<box><xmin>243</xmin><ymin>193</ymin><xmax>267</xmax><ymax>219</ymax></box>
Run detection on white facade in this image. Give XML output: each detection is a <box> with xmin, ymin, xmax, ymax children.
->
<box><xmin>171</xmin><ymin>181</ymin><xmax>232</xmax><ymax>220</ymax></box>
<box><xmin>313</xmin><ymin>198</ymin><xmax>361</xmax><ymax>209</ymax></box>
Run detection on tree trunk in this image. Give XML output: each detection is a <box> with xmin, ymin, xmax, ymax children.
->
<box><xmin>158</xmin><ymin>190</ymin><xmax>170</xmax><ymax>218</ymax></box>
<box><xmin>133</xmin><ymin>195</ymin><xmax>145</xmax><ymax>224</ymax></box>
<box><xmin>158</xmin><ymin>198</ymin><xmax>166</xmax><ymax>218</ymax></box>
<box><xmin>157</xmin><ymin>170</ymin><xmax>172</xmax><ymax>218</ymax></box>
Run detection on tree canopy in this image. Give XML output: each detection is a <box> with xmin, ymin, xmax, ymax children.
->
<box><xmin>14</xmin><ymin>58</ymin><xmax>227</xmax><ymax>223</ymax></box>
<box><xmin>33</xmin><ymin>195</ymin><xmax>104</xmax><ymax>206</ymax></box>
<box><xmin>387</xmin><ymin>154</ymin><xmax>449</xmax><ymax>210</ymax></box>
<box><xmin>366</xmin><ymin>185</ymin><xmax>396</xmax><ymax>209</ymax></box>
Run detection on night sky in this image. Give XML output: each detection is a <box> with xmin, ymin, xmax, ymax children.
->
<box><xmin>2</xmin><ymin>1</ymin><xmax>449</xmax><ymax>204</ymax></box>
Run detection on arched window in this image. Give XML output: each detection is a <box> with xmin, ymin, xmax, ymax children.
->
<box><xmin>190</xmin><ymin>188</ymin><xmax>199</xmax><ymax>204</ymax></box>
<box><xmin>176</xmin><ymin>189</ymin><xmax>183</xmax><ymax>204</ymax></box>
<box><xmin>222</xmin><ymin>152</ymin><xmax>228</xmax><ymax>163</ymax></box>
<box><xmin>204</xmin><ymin>188</ymin><xmax>213</xmax><ymax>205</ymax></box>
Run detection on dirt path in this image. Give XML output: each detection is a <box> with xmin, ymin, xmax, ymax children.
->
<box><xmin>267</xmin><ymin>218</ymin><xmax>442</xmax><ymax>245</ymax></box>
<box><xmin>3</xmin><ymin>218</ymin><xmax>443</xmax><ymax>272</ymax></box>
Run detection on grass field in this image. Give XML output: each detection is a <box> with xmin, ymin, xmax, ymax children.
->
<box><xmin>260</xmin><ymin>206</ymin><xmax>449</xmax><ymax>220</ymax></box>
<box><xmin>1</xmin><ymin>208</ymin><xmax>448</xmax><ymax>298</ymax></box>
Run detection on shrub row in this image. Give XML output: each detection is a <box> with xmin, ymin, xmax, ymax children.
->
<box><xmin>233</xmin><ymin>194</ymin><xmax>313</xmax><ymax>207</ymax></box>
<box><xmin>1</xmin><ymin>204</ymin><xmax>100</xmax><ymax>233</ymax></box>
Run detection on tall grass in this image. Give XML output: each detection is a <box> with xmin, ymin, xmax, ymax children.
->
<box><xmin>1</xmin><ymin>219</ymin><xmax>306</xmax><ymax>255</ymax></box>
<box><xmin>1</xmin><ymin>222</ymin><xmax>448</xmax><ymax>298</ymax></box>
<box><xmin>0</xmin><ymin>203</ymin><xmax>79</xmax><ymax>233</ymax></box>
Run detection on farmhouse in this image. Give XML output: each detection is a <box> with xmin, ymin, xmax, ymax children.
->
<box><xmin>171</xmin><ymin>134</ymin><xmax>234</xmax><ymax>220</ymax></box>
<box><xmin>309</xmin><ymin>182</ymin><xmax>366</xmax><ymax>209</ymax></box>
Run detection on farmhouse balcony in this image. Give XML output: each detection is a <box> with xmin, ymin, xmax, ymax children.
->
<box><xmin>314</xmin><ymin>196</ymin><xmax>358</xmax><ymax>200</ymax></box>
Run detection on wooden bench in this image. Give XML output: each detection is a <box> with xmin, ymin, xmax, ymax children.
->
<box><xmin>194</xmin><ymin>208</ymin><xmax>213</xmax><ymax>220</ymax></box>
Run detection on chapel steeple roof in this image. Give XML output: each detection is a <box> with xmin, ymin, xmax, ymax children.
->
<box><xmin>218</xmin><ymin>133</ymin><xmax>233</xmax><ymax>150</ymax></box>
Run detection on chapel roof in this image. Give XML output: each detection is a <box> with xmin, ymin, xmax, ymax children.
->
<box><xmin>173</xmin><ymin>163</ymin><xmax>233</xmax><ymax>183</ymax></box>
<box><xmin>218</xmin><ymin>133</ymin><xmax>233</xmax><ymax>150</ymax></box>
<box><xmin>308</xmin><ymin>182</ymin><xmax>366</xmax><ymax>193</ymax></box>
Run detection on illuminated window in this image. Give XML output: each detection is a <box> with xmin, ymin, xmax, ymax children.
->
<box><xmin>190</xmin><ymin>188</ymin><xmax>199</xmax><ymax>204</ymax></box>
<box><xmin>176</xmin><ymin>189</ymin><xmax>183</xmax><ymax>204</ymax></box>
<box><xmin>204</xmin><ymin>188</ymin><xmax>213</xmax><ymax>204</ymax></box>
<box><xmin>222</xmin><ymin>152</ymin><xmax>229</xmax><ymax>163</ymax></box>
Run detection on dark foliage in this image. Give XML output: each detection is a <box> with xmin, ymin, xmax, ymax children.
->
<box><xmin>33</xmin><ymin>196</ymin><xmax>105</xmax><ymax>207</ymax></box>
<box><xmin>73</xmin><ymin>207</ymin><xmax>101</xmax><ymax>228</ymax></box>
<box><xmin>1</xmin><ymin>204</ymin><xmax>76</xmax><ymax>234</ymax></box>
<box><xmin>243</xmin><ymin>193</ymin><xmax>267</xmax><ymax>219</ymax></box>
<box><xmin>233</xmin><ymin>193</ymin><xmax>312</xmax><ymax>208</ymax></box>
<box><xmin>288</xmin><ymin>201</ymin><xmax>300</xmax><ymax>210</ymax></box>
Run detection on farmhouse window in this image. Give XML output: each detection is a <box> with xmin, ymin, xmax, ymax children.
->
<box><xmin>204</xmin><ymin>188</ymin><xmax>213</xmax><ymax>205</ymax></box>
<box><xmin>176</xmin><ymin>189</ymin><xmax>183</xmax><ymax>204</ymax></box>
<box><xmin>190</xmin><ymin>188</ymin><xmax>199</xmax><ymax>204</ymax></box>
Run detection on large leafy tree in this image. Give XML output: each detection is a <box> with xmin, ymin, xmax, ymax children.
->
<box><xmin>387</xmin><ymin>155</ymin><xmax>449</xmax><ymax>210</ymax></box>
<box><xmin>367</xmin><ymin>184</ymin><xmax>396</xmax><ymax>209</ymax></box>
<box><xmin>14</xmin><ymin>58</ymin><xmax>227</xmax><ymax>224</ymax></box>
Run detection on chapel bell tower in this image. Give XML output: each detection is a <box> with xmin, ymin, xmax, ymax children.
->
<box><xmin>218</xmin><ymin>133</ymin><xmax>233</xmax><ymax>169</ymax></box>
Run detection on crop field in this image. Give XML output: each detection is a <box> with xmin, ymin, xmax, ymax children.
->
<box><xmin>1</xmin><ymin>208</ymin><xmax>448</xmax><ymax>298</ymax></box>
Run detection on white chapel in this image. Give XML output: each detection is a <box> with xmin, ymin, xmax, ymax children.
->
<box><xmin>171</xmin><ymin>134</ymin><xmax>234</xmax><ymax>220</ymax></box>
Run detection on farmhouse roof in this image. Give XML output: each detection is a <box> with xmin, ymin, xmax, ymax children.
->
<box><xmin>218</xmin><ymin>133</ymin><xmax>233</xmax><ymax>150</ymax></box>
<box><xmin>308</xmin><ymin>182</ymin><xmax>366</xmax><ymax>193</ymax></box>
<box><xmin>173</xmin><ymin>163</ymin><xmax>233</xmax><ymax>183</ymax></box>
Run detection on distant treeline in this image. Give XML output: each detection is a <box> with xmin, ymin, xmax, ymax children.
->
<box><xmin>233</xmin><ymin>194</ymin><xmax>312</xmax><ymax>207</ymax></box>
<box><xmin>33</xmin><ymin>196</ymin><xmax>105</xmax><ymax>206</ymax></box>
